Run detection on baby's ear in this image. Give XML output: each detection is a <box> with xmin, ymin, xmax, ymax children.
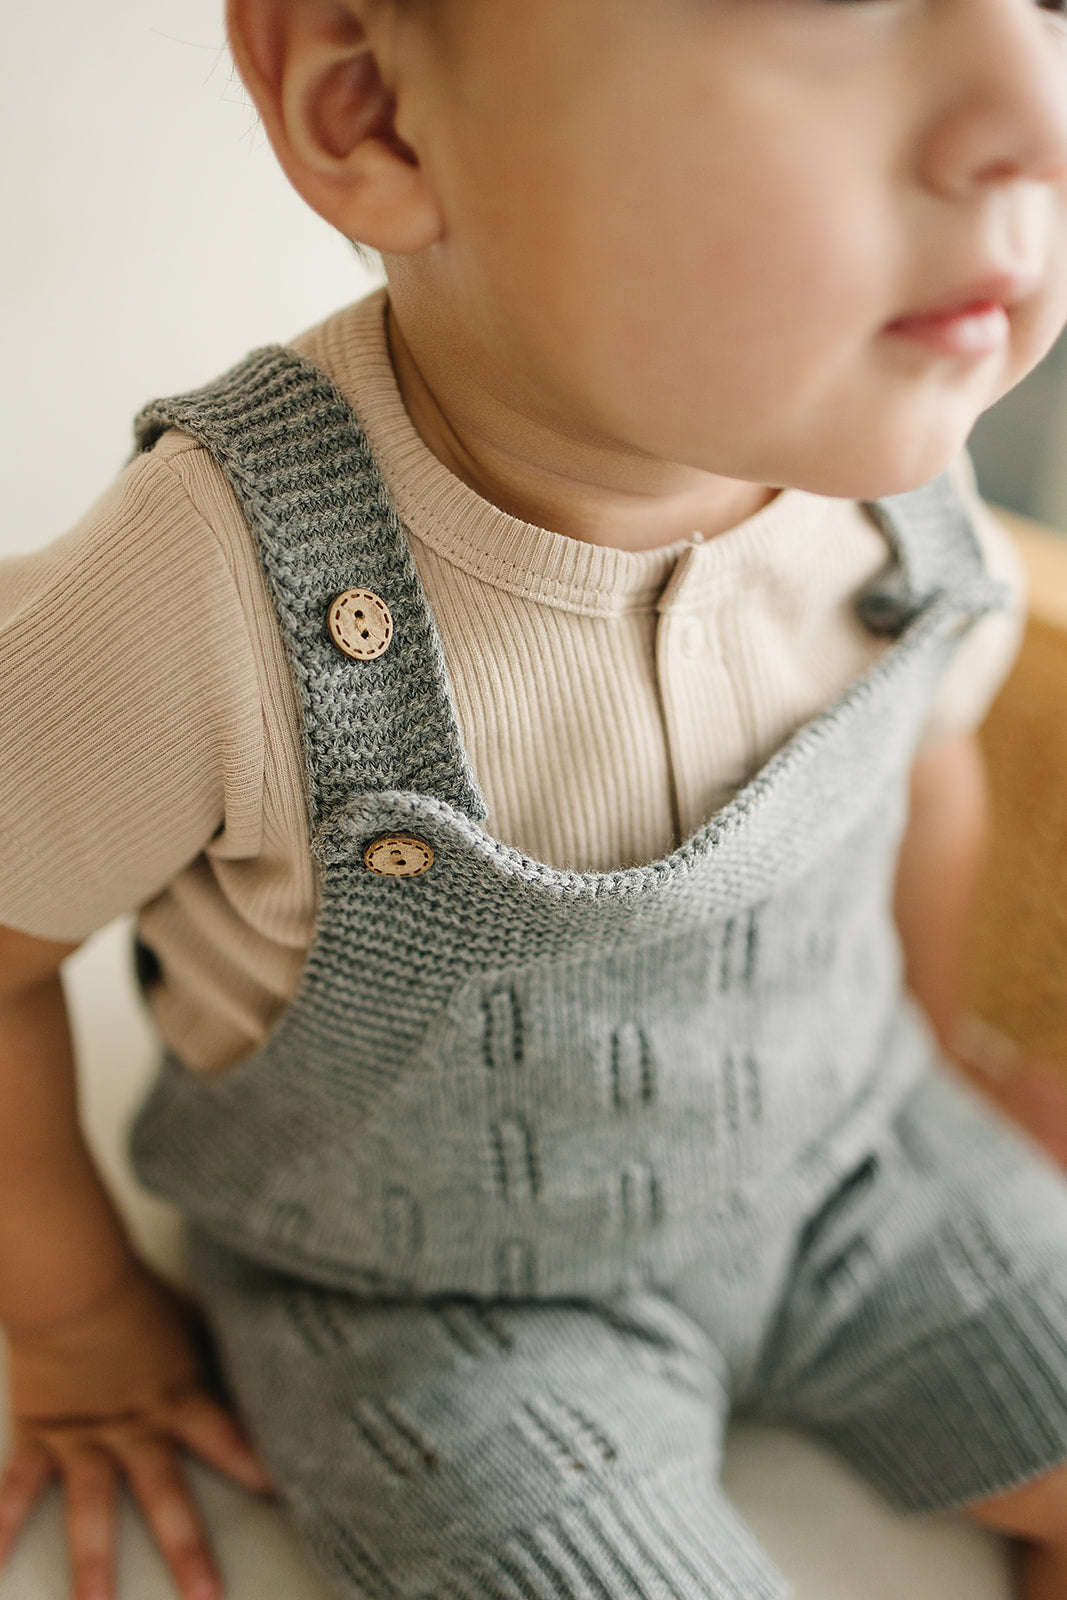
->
<box><xmin>226</xmin><ymin>0</ymin><xmax>442</xmax><ymax>253</ymax></box>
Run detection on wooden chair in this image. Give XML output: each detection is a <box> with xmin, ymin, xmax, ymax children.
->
<box><xmin>969</xmin><ymin>513</ymin><xmax>1067</xmax><ymax>1067</ymax></box>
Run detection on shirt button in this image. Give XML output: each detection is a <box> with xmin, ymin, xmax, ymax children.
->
<box><xmin>327</xmin><ymin>589</ymin><xmax>393</xmax><ymax>660</ymax></box>
<box><xmin>679</xmin><ymin>617</ymin><xmax>706</xmax><ymax>660</ymax></box>
<box><xmin>364</xmin><ymin>834</ymin><xmax>435</xmax><ymax>877</ymax></box>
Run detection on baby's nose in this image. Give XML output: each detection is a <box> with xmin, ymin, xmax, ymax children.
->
<box><xmin>918</xmin><ymin>0</ymin><xmax>1067</xmax><ymax>199</ymax></box>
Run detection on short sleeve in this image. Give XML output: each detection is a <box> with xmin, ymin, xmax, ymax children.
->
<box><xmin>917</xmin><ymin>455</ymin><xmax>1028</xmax><ymax>748</ymax></box>
<box><xmin>0</xmin><ymin>441</ymin><xmax>265</xmax><ymax>941</ymax></box>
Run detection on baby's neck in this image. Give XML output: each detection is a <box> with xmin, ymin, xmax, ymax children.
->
<box><xmin>386</xmin><ymin>304</ymin><xmax>777</xmax><ymax>552</ymax></box>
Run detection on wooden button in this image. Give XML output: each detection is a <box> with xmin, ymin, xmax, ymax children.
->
<box><xmin>327</xmin><ymin>589</ymin><xmax>393</xmax><ymax>661</ymax></box>
<box><xmin>364</xmin><ymin>834</ymin><xmax>435</xmax><ymax>877</ymax></box>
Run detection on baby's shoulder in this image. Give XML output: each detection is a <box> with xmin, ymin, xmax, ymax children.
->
<box><xmin>134</xmin><ymin>425</ymin><xmax>272</xmax><ymax>602</ymax></box>
<box><xmin>0</xmin><ymin>430</ymin><xmax>278</xmax><ymax>940</ymax></box>
<box><xmin>0</xmin><ymin>425</ymin><xmax>259</xmax><ymax>615</ymax></box>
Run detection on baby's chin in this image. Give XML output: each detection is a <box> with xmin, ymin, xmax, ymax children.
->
<box><xmin>779</xmin><ymin>454</ymin><xmax>969</xmax><ymax>503</ymax></box>
<box><xmin>720</xmin><ymin>418</ymin><xmax>982</xmax><ymax>504</ymax></box>
<box><xmin>648</xmin><ymin>382</ymin><xmax>992</xmax><ymax>504</ymax></box>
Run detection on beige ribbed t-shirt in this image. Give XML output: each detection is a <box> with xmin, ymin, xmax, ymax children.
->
<box><xmin>0</xmin><ymin>289</ymin><xmax>1025</xmax><ymax>1073</ymax></box>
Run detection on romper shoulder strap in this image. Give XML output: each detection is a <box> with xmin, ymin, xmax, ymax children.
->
<box><xmin>134</xmin><ymin>344</ymin><xmax>487</xmax><ymax>830</ymax></box>
<box><xmin>857</xmin><ymin>472</ymin><xmax>1009</xmax><ymax>635</ymax></box>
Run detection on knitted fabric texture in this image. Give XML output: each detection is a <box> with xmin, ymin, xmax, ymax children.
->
<box><xmin>126</xmin><ymin>348</ymin><xmax>1067</xmax><ymax>1599</ymax></box>
<box><xmin>130</xmin><ymin>347</ymin><xmax>1000</xmax><ymax>1298</ymax></box>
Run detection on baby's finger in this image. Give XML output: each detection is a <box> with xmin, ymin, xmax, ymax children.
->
<box><xmin>166</xmin><ymin>1391</ymin><xmax>275</xmax><ymax>1495</ymax></box>
<box><xmin>61</xmin><ymin>1444</ymin><xmax>117</xmax><ymax>1600</ymax></box>
<box><xmin>0</xmin><ymin>1439</ymin><xmax>54</xmax><ymax>1567</ymax></box>
<box><xmin>118</xmin><ymin>1434</ymin><xmax>221</xmax><ymax>1600</ymax></box>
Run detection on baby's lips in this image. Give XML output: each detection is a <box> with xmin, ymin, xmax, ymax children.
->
<box><xmin>886</xmin><ymin>263</ymin><xmax>1044</xmax><ymax>330</ymax></box>
<box><xmin>884</xmin><ymin>301</ymin><xmax>1012</xmax><ymax>357</ymax></box>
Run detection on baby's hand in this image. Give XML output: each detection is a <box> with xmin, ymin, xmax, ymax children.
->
<box><xmin>0</xmin><ymin>1263</ymin><xmax>274</xmax><ymax>1600</ymax></box>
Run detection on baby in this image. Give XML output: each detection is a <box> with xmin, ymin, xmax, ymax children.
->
<box><xmin>3</xmin><ymin>1</ymin><xmax>1067</xmax><ymax>1598</ymax></box>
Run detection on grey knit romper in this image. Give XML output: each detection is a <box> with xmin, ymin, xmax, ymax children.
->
<box><xmin>130</xmin><ymin>347</ymin><xmax>1067</xmax><ymax>1600</ymax></box>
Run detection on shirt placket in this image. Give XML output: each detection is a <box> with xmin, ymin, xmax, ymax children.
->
<box><xmin>655</xmin><ymin>543</ymin><xmax>750</xmax><ymax>842</ymax></box>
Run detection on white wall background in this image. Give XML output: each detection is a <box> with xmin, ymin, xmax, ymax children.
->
<box><xmin>1</xmin><ymin>0</ymin><xmax>382</xmax><ymax>559</ymax></box>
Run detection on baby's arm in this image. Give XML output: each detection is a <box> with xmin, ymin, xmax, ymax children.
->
<box><xmin>894</xmin><ymin>732</ymin><xmax>1067</xmax><ymax>1168</ymax></box>
<box><xmin>0</xmin><ymin>923</ymin><xmax>272</xmax><ymax>1600</ymax></box>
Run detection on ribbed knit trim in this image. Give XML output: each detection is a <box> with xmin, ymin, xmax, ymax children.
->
<box><xmin>812</xmin><ymin>1290</ymin><xmax>1067</xmax><ymax>1515</ymax></box>
<box><xmin>429</xmin><ymin>1470</ymin><xmax>788</xmax><ymax>1600</ymax></box>
<box><xmin>135</xmin><ymin>347</ymin><xmax>488</xmax><ymax>828</ymax></box>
